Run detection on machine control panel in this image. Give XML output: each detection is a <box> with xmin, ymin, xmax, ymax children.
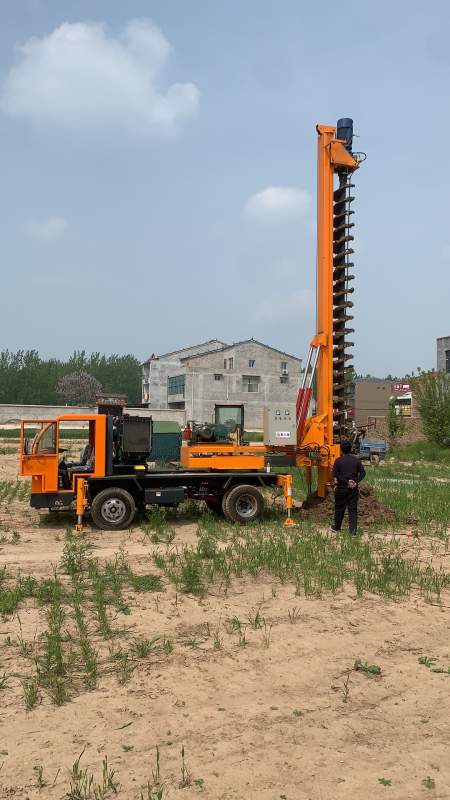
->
<box><xmin>263</xmin><ymin>403</ymin><xmax>296</xmax><ymax>446</ymax></box>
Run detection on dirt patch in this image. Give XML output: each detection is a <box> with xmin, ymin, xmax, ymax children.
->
<box><xmin>300</xmin><ymin>483</ymin><xmax>411</xmax><ymax>526</ymax></box>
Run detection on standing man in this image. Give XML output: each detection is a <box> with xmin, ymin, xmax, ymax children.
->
<box><xmin>331</xmin><ymin>440</ymin><xmax>366</xmax><ymax>535</ymax></box>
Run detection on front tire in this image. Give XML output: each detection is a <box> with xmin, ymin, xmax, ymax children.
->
<box><xmin>222</xmin><ymin>485</ymin><xmax>264</xmax><ymax>523</ymax></box>
<box><xmin>91</xmin><ymin>488</ymin><xmax>136</xmax><ymax>530</ymax></box>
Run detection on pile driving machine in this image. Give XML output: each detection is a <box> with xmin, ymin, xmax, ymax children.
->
<box><xmin>19</xmin><ymin>118</ymin><xmax>363</xmax><ymax>529</ymax></box>
<box><xmin>180</xmin><ymin>118</ymin><xmax>364</xmax><ymax>495</ymax></box>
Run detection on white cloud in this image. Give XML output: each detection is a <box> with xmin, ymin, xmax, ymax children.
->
<box><xmin>244</xmin><ymin>186</ymin><xmax>311</xmax><ymax>220</ymax></box>
<box><xmin>0</xmin><ymin>19</ymin><xmax>199</xmax><ymax>138</ymax></box>
<box><xmin>256</xmin><ymin>289</ymin><xmax>314</xmax><ymax>321</ymax></box>
<box><xmin>23</xmin><ymin>216</ymin><xmax>68</xmax><ymax>242</ymax></box>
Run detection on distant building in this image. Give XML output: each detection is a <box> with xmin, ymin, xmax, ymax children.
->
<box><xmin>355</xmin><ymin>380</ymin><xmax>416</xmax><ymax>428</ymax></box>
<box><xmin>142</xmin><ymin>338</ymin><xmax>302</xmax><ymax>429</ymax></box>
<box><xmin>354</xmin><ymin>381</ymin><xmax>392</xmax><ymax>427</ymax></box>
<box><xmin>437</xmin><ymin>336</ymin><xmax>450</xmax><ymax>373</ymax></box>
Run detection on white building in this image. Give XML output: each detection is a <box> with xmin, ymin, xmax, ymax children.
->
<box><xmin>142</xmin><ymin>338</ymin><xmax>302</xmax><ymax>429</ymax></box>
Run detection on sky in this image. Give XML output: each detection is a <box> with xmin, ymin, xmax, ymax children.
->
<box><xmin>0</xmin><ymin>1</ymin><xmax>449</xmax><ymax>377</ymax></box>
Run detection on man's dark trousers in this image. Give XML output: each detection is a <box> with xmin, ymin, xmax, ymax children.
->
<box><xmin>334</xmin><ymin>486</ymin><xmax>359</xmax><ymax>534</ymax></box>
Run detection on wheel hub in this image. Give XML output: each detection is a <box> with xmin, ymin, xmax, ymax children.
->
<box><xmin>101</xmin><ymin>497</ymin><xmax>127</xmax><ymax>524</ymax></box>
<box><xmin>236</xmin><ymin>494</ymin><xmax>258</xmax><ymax>518</ymax></box>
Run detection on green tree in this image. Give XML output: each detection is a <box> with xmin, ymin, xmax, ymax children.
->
<box><xmin>411</xmin><ymin>370</ymin><xmax>450</xmax><ymax>447</ymax></box>
<box><xmin>387</xmin><ymin>398</ymin><xmax>406</xmax><ymax>447</ymax></box>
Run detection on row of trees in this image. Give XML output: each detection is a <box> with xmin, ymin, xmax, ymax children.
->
<box><xmin>0</xmin><ymin>350</ymin><xmax>142</xmax><ymax>406</ymax></box>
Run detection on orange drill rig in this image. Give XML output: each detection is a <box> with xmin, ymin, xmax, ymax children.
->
<box><xmin>19</xmin><ymin>119</ymin><xmax>363</xmax><ymax>529</ymax></box>
<box><xmin>180</xmin><ymin>118</ymin><xmax>364</xmax><ymax>498</ymax></box>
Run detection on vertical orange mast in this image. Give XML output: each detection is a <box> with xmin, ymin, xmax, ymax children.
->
<box><xmin>315</xmin><ymin>125</ymin><xmax>336</xmax><ymax>448</ymax></box>
<box><xmin>297</xmin><ymin>121</ymin><xmax>360</xmax><ymax>497</ymax></box>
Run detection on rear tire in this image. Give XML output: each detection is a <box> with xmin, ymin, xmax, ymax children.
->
<box><xmin>222</xmin><ymin>485</ymin><xmax>264</xmax><ymax>524</ymax></box>
<box><xmin>91</xmin><ymin>487</ymin><xmax>136</xmax><ymax>531</ymax></box>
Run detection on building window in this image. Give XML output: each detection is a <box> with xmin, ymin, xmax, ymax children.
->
<box><xmin>243</xmin><ymin>375</ymin><xmax>260</xmax><ymax>393</ymax></box>
<box><xmin>446</xmin><ymin>350</ymin><xmax>450</xmax><ymax>373</ymax></box>
<box><xmin>281</xmin><ymin>361</ymin><xmax>288</xmax><ymax>375</ymax></box>
<box><xmin>224</xmin><ymin>358</ymin><xmax>227</xmax><ymax>369</ymax></box>
<box><xmin>214</xmin><ymin>373</ymin><xmax>223</xmax><ymax>381</ymax></box>
<box><xmin>167</xmin><ymin>375</ymin><xmax>185</xmax><ymax>397</ymax></box>
<box><xmin>280</xmin><ymin>376</ymin><xmax>289</xmax><ymax>384</ymax></box>
<box><xmin>228</xmin><ymin>357</ymin><xmax>234</xmax><ymax>369</ymax></box>
<box><xmin>248</xmin><ymin>359</ymin><xmax>255</xmax><ymax>368</ymax></box>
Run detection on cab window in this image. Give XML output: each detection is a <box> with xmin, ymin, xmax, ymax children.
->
<box><xmin>33</xmin><ymin>422</ymin><xmax>57</xmax><ymax>455</ymax></box>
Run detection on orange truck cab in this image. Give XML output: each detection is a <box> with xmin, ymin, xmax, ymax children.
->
<box><xmin>20</xmin><ymin>415</ymin><xmax>107</xmax><ymax>508</ymax></box>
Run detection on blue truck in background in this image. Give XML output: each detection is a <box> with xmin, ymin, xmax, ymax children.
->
<box><xmin>356</xmin><ymin>438</ymin><xmax>388</xmax><ymax>462</ymax></box>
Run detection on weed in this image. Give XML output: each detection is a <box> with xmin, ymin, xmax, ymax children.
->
<box><xmin>0</xmin><ymin>672</ymin><xmax>9</xmax><ymax>690</ymax></box>
<box><xmin>292</xmin><ymin>709</ymin><xmax>303</xmax><ymax>717</ymax></box>
<box><xmin>141</xmin><ymin>785</ymin><xmax>165</xmax><ymax>800</ymax></box>
<box><xmin>288</xmin><ymin>606</ymin><xmax>301</xmax><ymax>623</ymax></box>
<box><xmin>131</xmin><ymin>637</ymin><xmax>161</xmax><ymax>659</ymax></box>
<box><xmin>418</xmin><ymin>656</ymin><xmax>438</xmax><ymax>669</ymax></box>
<box><xmin>33</xmin><ymin>764</ymin><xmax>47</xmax><ymax>789</ymax></box>
<box><xmin>36</xmin><ymin>576</ymin><xmax>66</xmax><ymax>605</ymax></box>
<box><xmin>341</xmin><ymin>671</ymin><xmax>351</xmax><ymax>703</ymax></box>
<box><xmin>22</xmin><ymin>677</ymin><xmax>40</xmax><ymax>710</ymax></box>
<box><xmin>92</xmin><ymin>574</ymin><xmax>112</xmax><ymax>638</ymax></box>
<box><xmin>149</xmin><ymin>530</ymin><xmax>176</xmax><ymax>545</ymax></box>
<box><xmin>76</xmin><ymin>618</ymin><xmax>98</xmax><ymax>689</ymax></box>
<box><xmin>101</xmin><ymin>756</ymin><xmax>119</xmax><ymax>795</ymax></box>
<box><xmin>130</xmin><ymin>573</ymin><xmax>163</xmax><ymax>593</ymax></box>
<box><xmin>248</xmin><ymin>608</ymin><xmax>263</xmax><ymax>629</ymax></box>
<box><xmin>16</xmin><ymin>615</ymin><xmax>35</xmax><ymax>657</ymax></box>
<box><xmin>238</xmin><ymin>627</ymin><xmax>247</xmax><ymax>647</ymax></box>
<box><xmin>354</xmin><ymin>659</ymin><xmax>382</xmax><ymax>676</ymax></box>
<box><xmin>152</xmin><ymin>745</ymin><xmax>161</xmax><ymax>784</ymax></box>
<box><xmin>225</xmin><ymin>616</ymin><xmax>241</xmax><ymax>633</ymax></box>
<box><xmin>378</xmin><ymin>777</ymin><xmax>392</xmax><ymax>786</ymax></box>
<box><xmin>422</xmin><ymin>776</ymin><xmax>436</xmax><ymax>790</ymax></box>
<box><xmin>61</xmin><ymin>530</ymin><xmax>91</xmax><ymax>576</ymax></box>
<box><xmin>179</xmin><ymin>745</ymin><xmax>191</xmax><ymax>788</ymax></box>
<box><xmin>213</xmin><ymin>630</ymin><xmax>222</xmax><ymax>650</ymax></box>
<box><xmin>65</xmin><ymin>749</ymin><xmax>119</xmax><ymax>799</ymax></box>
<box><xmin>261</xmin><ymin>620</ymin><xmax>272</xmax><ymax>648</ymax></box>
<box><xmin>179</xmin><ymin>551</ymin><xmax>204</xmax><ymax>596</ymax></box>
<box><xmin>115</xmin><ymin>651</ymin><xmax>135</xmax><ymax>685</ymax></box>
<box><xmin>161</xmin><ymin>637</ymin><xmax>173</xmax><ymax>655</ymax></box>
<box><xmin>145</xmin><ymin>507</ymin><xmax>171</xmax><ymax>534</ymax></box>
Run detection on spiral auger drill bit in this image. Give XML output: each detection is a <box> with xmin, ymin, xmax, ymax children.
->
<box><xmin>332</xmin><ymin>119</ymin><xmax>357</xmax><ymax>442</ymax></box>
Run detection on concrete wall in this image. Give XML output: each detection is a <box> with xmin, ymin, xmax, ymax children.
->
<box><xmin>437</xmin><ymin>336</ymin><xmax>450</xmax><ymax>371</ymax></box>
<box><xmin>0</xmin><ymin>404</ymin><xmax>185</xmax><ymax>426</ymax></box>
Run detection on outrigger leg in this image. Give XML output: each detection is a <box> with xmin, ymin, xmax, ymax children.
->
<box><xmin>75</xmin><ymin>478</ymin><xmax>88</xmax><ymax>532</ymax></box>
<box><xmin>276</xmin><ymin>474</ymin><xmax>295</xmax><ymax>527</ymax></box>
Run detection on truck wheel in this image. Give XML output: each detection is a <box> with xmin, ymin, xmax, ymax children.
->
<box><xmin>91</xmin><ymin>488</ymin><xmax>136</xmax><ymax>530</ymax></box>
<box><xmin>222</xmin><ymin>485</ymin><xmax>264</xmax><ymax>524</ymax></box>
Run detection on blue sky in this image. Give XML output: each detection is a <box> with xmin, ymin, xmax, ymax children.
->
<box><xmin>0</xmin><ymin>1</ymin><xmax>448</xmax><ymax>375</ymax></box>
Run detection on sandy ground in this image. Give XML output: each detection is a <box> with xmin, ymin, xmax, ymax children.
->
<box><xmin>1</xmin><ymin>445</ymin><xmax>450</xmax><ymax>800</ymax></box>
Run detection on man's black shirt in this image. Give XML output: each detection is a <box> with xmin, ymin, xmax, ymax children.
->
<box><xmin>332</xmin><ymin>454</ymin><xmax>366</xmax><ymax>487</ymax></box>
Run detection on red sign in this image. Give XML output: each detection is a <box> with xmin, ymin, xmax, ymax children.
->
<box><xmin>392</xmin><ymin>383</ymin><xmax>411</xmax><ymax>394</ymax></box>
